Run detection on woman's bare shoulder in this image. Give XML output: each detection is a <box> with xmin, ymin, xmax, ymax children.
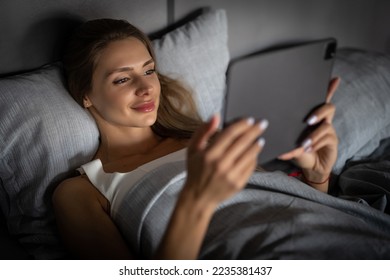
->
<box><xmin>53</xmin><ymin>175</ymin><xmax>107</xmax><ymax>210</ymax></box>
<box><xmin>58</xmin><ymin>174</ymin><xmax>91</xmax><ymax>188</ymax></box>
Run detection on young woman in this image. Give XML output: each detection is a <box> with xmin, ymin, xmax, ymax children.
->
<box><xmin>52</xmin><ymin>18</ymin><xmax>339</xmax><ymax>259</ymax></box>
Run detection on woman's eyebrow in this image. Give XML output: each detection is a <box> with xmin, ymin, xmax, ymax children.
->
<box><xmin>105</xmin><ymin>58</ymin><xmax>154</xmax><ymax>78</ymax></box>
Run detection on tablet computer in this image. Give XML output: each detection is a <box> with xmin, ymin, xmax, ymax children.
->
<box><xmin>223</xmin><ymin>38</ymin><xmax>337</xmax><ymax>164</ymax></box>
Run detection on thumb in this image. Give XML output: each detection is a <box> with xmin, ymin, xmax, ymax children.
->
<box><xmin>326</xmin><ymin>77</ymin><xmax>341</xmax><ymax>103</ymax></box>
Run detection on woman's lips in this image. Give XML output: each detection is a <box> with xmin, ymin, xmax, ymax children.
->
<box><xmin>132</xmin><ymin>101</ymin><xmax>155</xmax><ymax>112</ymax></box>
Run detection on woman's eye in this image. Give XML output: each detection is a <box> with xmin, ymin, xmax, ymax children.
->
<box><xmin>113</xmin><ymin>77</ymin><xmax>130</xmax><ymax>85</ymax></box>
<box><xmin>144</xmin><ymin>69</ymin><xmax>156</xmax><ymax>76</ymax></box>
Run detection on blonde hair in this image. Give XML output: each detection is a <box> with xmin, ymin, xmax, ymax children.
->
<box><xmin>63</xmin><ymin>18</ymin><xmax>203</xmax><ymax>139</ymax></box>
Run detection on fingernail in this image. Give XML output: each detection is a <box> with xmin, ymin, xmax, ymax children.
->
<box><xmin>305</xmin><ymin>146</ymin><xmax>313</xmax><ymax>153</ymax></box>
<box><xmin>307</xmin><ymin>115</ymin><xmax>317</xmax><ymax>125</ymax></box>
<box><xmin>259</xmin><ymin>119</ymin><xmax>269</xmax><ymax>131</ymax></box>
<box><xmin>258</xmin><ymin>137</ymin><xmax>266</xmax><ymax>147</ymax></box>
<box><xmin>301</xmin><ymin>138</ymin><xmax>312</xmax><ymax>149</ymax></box>
<box><xmin>247</xmin><ymin>117</ymin><xmax>255</xmax><ymax>126</ymax></box>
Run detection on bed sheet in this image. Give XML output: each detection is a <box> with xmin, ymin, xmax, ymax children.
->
<box><xmin>113</xmin><ymin>139</ymin><xmax>390</xmax><ymax>259</ymax></box>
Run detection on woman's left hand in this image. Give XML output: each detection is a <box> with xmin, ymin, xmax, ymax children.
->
<box><xmin>278</xmin><ymin>77</ymin><xmax>340</xmax><ymax>192</ymax></box>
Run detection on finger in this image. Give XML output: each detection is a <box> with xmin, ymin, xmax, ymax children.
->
<box><xmin>308</xmin><ymin>124</ymin><xmax>338</xmax><ymax>151</ymax></box>
<box><xmin>326</xmin><ymin>77</ymin><xmax>341</xmax><ymax>103</ymax></box>
<box><xmin>279</xmin><ymin>123</ymin><xmax>336</xmax><ymax>162</ymax></box>
<box><xmin>220</xmin><ymin>120</ymin><xmax>268</xmax><ymax>167</ymax></box>
<box><xmin>310</xmin><ymin>133</ymin><xmax>337</xmax><ymax>153</ymax></box>
<box><xmin>278</xmin><ymin>146</ymin><xmax>304</xmax><ymax>161</ymax></box>
<box><xmin>303</xmin><ymin>122</ymin><xmax>334</xmax><ymax>148</ymax></box>
<box><xmin>305</xmin><ymin>78</ymin><xmax>339</xmax><ymax>127</ymax></box>
<box><xmin>206</xmin><ymin>117</ymin><xmax>259</xmax><ymax>158</ymax></box>
<box><xmin>229</xmin><ymin>140</ymin><xmax>263</xmax><ymax>187</ymax></box>
<box><xmin>306</xmin><ymin>103</ymin><xmax>336</xmax><ymax>125</ymax></box>
<box><xmin>188</xmin><ymin>114</ymin><xmax>220</xmax><ymax>153</ymax></box>
<box><xmin>278</xmin><ymin>123</ymin><xmax>333</xmax><ymax>160</ymax></box>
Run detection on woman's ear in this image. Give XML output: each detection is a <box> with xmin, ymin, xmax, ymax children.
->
<box><xmin>83</xmin><ymin>96</ymin><xmax>92</xmax><ymax>108</ymax></box>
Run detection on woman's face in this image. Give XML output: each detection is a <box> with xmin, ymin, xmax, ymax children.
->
<box><xmin>85</xmin><ymin>37</ymin><xmax>160</xmax><ymax>128</ymax></box>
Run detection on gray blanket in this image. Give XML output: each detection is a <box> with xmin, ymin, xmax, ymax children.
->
<box><xmin>114</xmin><ymin>157</ymin><xmax>390</xmax><ymax>260</ymax></box>
<box><xmin>337</xmin><ymin>138</ymin><xmax>390</xmax><ymax>214</ymax></box>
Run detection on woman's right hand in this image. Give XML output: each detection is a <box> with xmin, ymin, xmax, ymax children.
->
<box><xmin>157</xmin><ymin>115</ymin><xmax>267</xmax><ymax>259</ymax></box>
<box><xmin>183</xmin><ymin>114</ymin><xmax>268</xmax><ymax>210</ymax></box>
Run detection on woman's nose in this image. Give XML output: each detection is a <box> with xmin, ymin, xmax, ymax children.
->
<box><xmin>134</xmin><ymin>77</ymin><xmax>152</xmax><ymax>96</ymax></box>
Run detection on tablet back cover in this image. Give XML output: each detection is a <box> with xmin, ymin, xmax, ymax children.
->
<box><xmin>224</xmin><ymin>38</ymin><xmax>336</xmax><ymax>164</ymax></box>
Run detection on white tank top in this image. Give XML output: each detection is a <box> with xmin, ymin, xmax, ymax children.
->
<box><xmin>78</xmin><ymin>148</ymin><xmax>187</xmax><ymax>218</ymax></box>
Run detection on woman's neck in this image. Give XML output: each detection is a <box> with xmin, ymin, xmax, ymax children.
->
<box><xmin>96</xmin><ymin>125</ymin><xmax>162</xmax><ymax>163</ymax></box>
<box><xmin>96</xmin><ymin>125</ymin><xmax>188</xmax><ymax>173</ymax></box>
<box><xmin>87</xmin><ymin>107</ymin><xmax>188</xmax><ymax>166</ymax></box>
<box><xmin>85</xmin><ymin>106</ymin><xmax>161</xmax><ymax>163</ymax></box>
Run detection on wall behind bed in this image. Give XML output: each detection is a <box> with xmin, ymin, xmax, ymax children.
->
<box><xmin>0</xmin><ymin>0</ymin><xmax>168</xmax><ymax>76</ymax></box>
<box><xmin>1</xmin><ymin>0</ymin><xmax>390</xmax><ymax>76</ymax></box>
<box><xmin>174</xmin><ymin>0</ymin><xmax>390</xmax><ymax>59</ymax></box>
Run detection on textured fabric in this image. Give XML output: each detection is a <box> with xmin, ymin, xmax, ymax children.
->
<box><xmin>114</xmin><ymin>160</ymin><xmax>390</xmax><ymax>259</ymax></box>
<box><xmin>0</xmin><ymin>65</ymin><xmax>100</xmax><ymax>258</ymax></box>
<box><xmin>152</xmin><ymin>9</ymin><xmax>230</xmax><ymax>120</ymax></box>
<box><xmin>331</xmin><ymin>48</ymin><xmax>390</xmax><ymax>174</ymax></box>
<box><xmin>337</xmin><ymin>137</ymin><xmax>390</xmax><ymax>213</ymax></box>
<box><xmin>79</xmin><ymin>149</ymin><xmax>187</xmax><ymax>219</ymax></box>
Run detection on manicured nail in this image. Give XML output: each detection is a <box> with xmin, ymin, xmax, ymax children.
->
<box><xmin>301</xmin><ymin>138</ymin><xmax>312</xmax><ymax>149</ymax></box>
<box><xmin>305</xmin><ymin>146</ymin><xmax>313</xmax><ymax>153</ymax></box>
<box><xmin>247</xmin><ymin>117</ymin><xmax>255</xmax><ymax>126</ymax></box>
<box><xmin>259</xmin><ymin>119</ymin><xmax>269</xmax><ymax>131</ymax></box>
<box><xmin>258</xmin><ymin>137</ymin><xmax>266</xmax><ymax>147</ymax></box>
<box><xmin>307</xmin><ymin>115</ymin><xmax>318</xmax><ymax>125</ymax></box>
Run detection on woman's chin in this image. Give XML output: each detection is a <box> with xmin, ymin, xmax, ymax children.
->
<box><xmin>141</xmin><ymin>114</ymin><xmax>158</xmax><ymax>127</ymax></box>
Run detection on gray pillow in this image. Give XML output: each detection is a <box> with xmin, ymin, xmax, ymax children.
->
<box><xmin>152</xmin><ymin>9</ymin><xmax>229</xmax><ymax>120</ymax></box>
<box><xmin>0</xmin><ymin>65</ymin><xmax>99</xmax><ymax>258</ymax></box>
<box><xmin>0</xmin><ymin>9</ymin><xmax>229</xmax><ymax>259</ymax></box>
<box><xmin>331</xmin><ymin>48</ymin><xmax>390</xmax><ymax>174</ymax></box>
